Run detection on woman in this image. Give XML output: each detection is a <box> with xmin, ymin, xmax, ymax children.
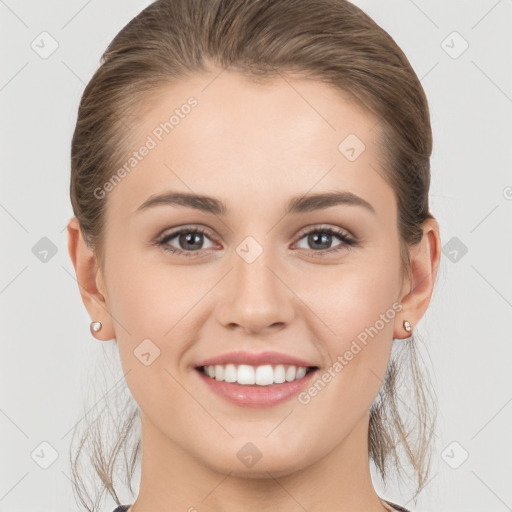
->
<box><xmin>67</xmin><ymin>0</ymin><xmax>441</xmax><ymax>510</ymax></box>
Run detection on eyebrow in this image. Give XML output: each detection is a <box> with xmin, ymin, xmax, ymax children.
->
<box><xmin>135</xmin><ymin>190</ymin><xmax>376</xmax><ymax>216</ymax></box>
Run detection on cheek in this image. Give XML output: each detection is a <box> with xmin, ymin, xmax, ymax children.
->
<box><xmin>303</xmin><ymin>245</ymin><xmax>402</xmax><ymax>346</ymax></box>
<box><xmin>104</xmin><ymin>254</ymin><xmax>204</xmax><ymax>416</ymax></box>
<box><xmin>296</xmin><ymin>247</ymin><xmax>401</xmax><ymax>408</ymax></box>
<box><xmin>105</xmin><ymin>248</ymin><xmax>202</xmax><ymax>338</ymax></box>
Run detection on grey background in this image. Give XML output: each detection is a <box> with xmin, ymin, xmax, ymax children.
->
<box><xmin>1</xmin><ymin>0</ymin><xmax>511</xmax><ymax>511</ymax></box>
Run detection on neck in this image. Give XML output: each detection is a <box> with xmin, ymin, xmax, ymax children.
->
<box><xmin>130</xmin><ymin>411</ymin><xmax>389</xmax><ymax>512</ymax></box>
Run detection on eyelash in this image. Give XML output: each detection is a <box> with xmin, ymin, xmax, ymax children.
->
<box><xmin>155</xmin><ymin>225</ymin><xmax>358</xmax><ymax>258</ymax></box>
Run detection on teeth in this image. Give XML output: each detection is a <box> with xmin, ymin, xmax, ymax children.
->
<box><xmin>296</xmin><ymin>367</ymin><xmax>307</xmax><ymax>379</ymax></box>
<box><xmin>238</xmin><ymin>364</ymin><xmax>255</xmax><ymax>384</ymax></box>
<box><xmin>274</xmin><ymin>364</ymin><xmax>286</xmax><ymax>383</ymax></box>
<box><xmin>285</xmin><ymin>365</ymin><xmax>296</xmax><ymax>382</ymax></box>
<box><xmin>255</xmin><ymin>365</ymin><xmax>273</xmax><ymax>385</ymax></box>
<box><xmin>201</xmin><ymin>363</ymin><xmax>311</xmax><ymax>385</ymax></box>
<box><xmin>223</xmin><ymin>363</ymin><xmax>237</xmax><ymax>383</ymax></box>
<box><xmin>214</xmin><ymin>365</ymin><xmax>224</xmax><ymax>381</ymax></box>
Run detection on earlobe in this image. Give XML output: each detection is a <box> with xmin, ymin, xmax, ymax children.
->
<box><xmin>395</xmin><ymin>218</ymin><xmax>441</xmax><ymax>339</ymax></box>
<box><xmin>67</xmin><ymin>216</ymin><xmax>115</xmax><ymax>341</ymax></box>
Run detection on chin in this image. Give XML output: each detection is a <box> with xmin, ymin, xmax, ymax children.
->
<box><xmin>196</xmin><ymin>440</ymin><xmax>315</xmax><ymax>479</ymax></box>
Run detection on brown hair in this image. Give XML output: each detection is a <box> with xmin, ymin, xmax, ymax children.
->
<box><xmin>69</xmin><ymin>0</ymin><xmax>437</xmax><ymax>509</ymax></box>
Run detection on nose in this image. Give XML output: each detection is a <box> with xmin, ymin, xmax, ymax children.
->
<box><xmin>216</xmin><ymin>249</ymin><xmax>295</xmax><ymax>335</ymax></box>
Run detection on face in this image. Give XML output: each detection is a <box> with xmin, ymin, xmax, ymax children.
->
<box><xmin>97</xmin><ymin>69</ymin><xmax>408</xmax><ymax>477</ymax></box>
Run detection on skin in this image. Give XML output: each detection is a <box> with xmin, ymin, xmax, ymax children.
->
<box><xmin>68</xmin><ymin>68</ymin><xmax>441</xmax><ymax>512</ymax></box>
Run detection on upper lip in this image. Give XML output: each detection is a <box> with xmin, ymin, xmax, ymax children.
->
<box><xmin>194</xmin><ymin>350</ymin><xmax>319</xmax><ymax>368</ymax></box>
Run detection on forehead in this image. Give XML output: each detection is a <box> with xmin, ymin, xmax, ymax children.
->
<box><xmin>107</xmin><ymin>69</ymin><xmax>394</xmax><ymax>221</ymax></box>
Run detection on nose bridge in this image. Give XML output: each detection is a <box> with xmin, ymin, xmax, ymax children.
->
<box><xmin>235</xmin><ymin>245</ymin><xmax>277</xmax><ymax>300</ymax></box>
<box><xmin>217</xmin><ymin>235</ymin><xmax>293</xmax><ymax>333</ymax></box>
<box><xmin>234</xmin><ymin>238</ymin><xmax>281</xmax><ymax>308</ymax></box>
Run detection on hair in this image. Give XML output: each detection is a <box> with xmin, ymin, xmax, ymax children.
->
<box><xmin>69</xmin><ymin>0</ymin><xmax>438</xmax><ymax>510</ymax></box>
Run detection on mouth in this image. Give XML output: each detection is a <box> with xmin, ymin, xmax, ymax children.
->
<box><xmin>194</xmin><ymin>363</ymin><xmax>319</xmax><ymax>408</ymax></box>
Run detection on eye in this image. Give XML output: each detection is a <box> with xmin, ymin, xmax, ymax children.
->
<box><xmin>156</xmin><ymin>226</ymin><xmax>216</xmax><ymax>257</ymax></box>
<box><xmin>155</xmin><ymin>224</ymin><xmax>358</xmax><ymax>258</ymax></box>
<box><xmin>294</xmin><ymin>225</ymin><xmax>357</xmax><ymax>256</ymax></box>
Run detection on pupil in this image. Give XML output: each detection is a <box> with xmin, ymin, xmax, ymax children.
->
<box><xmin>181</xmin><ymin>232</ymin><xmax>202</xmax><ymax>250</ymax></box>
<box><xmin>310</xmin><ymin>233</ymin><xmax>330</xmax><ymax>250</ymax></box>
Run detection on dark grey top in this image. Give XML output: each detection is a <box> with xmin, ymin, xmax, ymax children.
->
<box><xmin>112</xmin><ymin>500</ymin><xmax>411</xmax><ymax>511</ymax></box>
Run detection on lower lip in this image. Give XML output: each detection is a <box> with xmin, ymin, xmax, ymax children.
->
<box><xmin>196</xmin><ymin>368</ymin><xmax>318</xmax><ymax>408</ymax></box>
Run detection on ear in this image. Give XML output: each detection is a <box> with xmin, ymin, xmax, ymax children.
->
<box><xmin>67</xmin><ymin>216</ymin><xmax>116</xmax><ymax>340</ymax></box>
<box><xmin>395</xmin><ymin>217</ymin><xmax>441</xmax><ymax>339</ymax></box>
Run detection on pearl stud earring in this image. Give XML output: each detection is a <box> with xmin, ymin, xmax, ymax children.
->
<box><xmin>403</xmin><ymin>320</ymin><xmax>412</xmax><ymax>333</ymax></box>
<box><xmin>90</xmin><ymin>321</ymin><xmax>102</xmax><ymax>335</ymax></box>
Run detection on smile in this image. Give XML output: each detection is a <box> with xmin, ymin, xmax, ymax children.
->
<box><xmin>195</xmin><ymin>365</ymin><xmax>319</xmax><ymax>408</ymax></box>
<box><xmin>199</xmin><ymin>363</ymin><xmax>315</xmax><ymax>386</ymax></box>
